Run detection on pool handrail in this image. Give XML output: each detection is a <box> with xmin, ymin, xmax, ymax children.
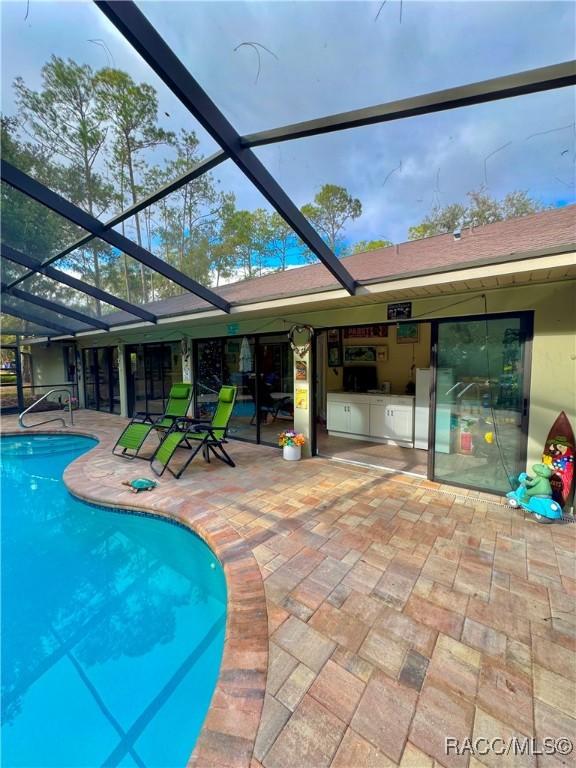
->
<box><xmin>18</xmin><ymin>388</ymin><xmax>75</xmax><ymax>429</ymax></box>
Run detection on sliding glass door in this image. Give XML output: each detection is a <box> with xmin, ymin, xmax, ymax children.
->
<box><xmin>431</xmin><ymin>313</ymin><xmax>531</xmax><ymax>493</ymax></box>
<box><xmin>194</xmin><ymin>334</ymin><xmax>294</xmax><ymax>445</ymax></box>
<box><xmin>125</xmin><ymin>342</ymin><xmax>181</xmax><ymax>417</ymax></box>
<box><xmin>195</xmin><ymin>336</ymin><xmax>258</xmax><ymax>442</ymax></box>
<box><xmin>82</xmin><ymin>347</ymin><xmax>120</xmax><ymax>414</ymax></box>
<box><xmin>256</xmin><ymin>335</ymin><xmax>294</xmax><ymax>446</ymax></box>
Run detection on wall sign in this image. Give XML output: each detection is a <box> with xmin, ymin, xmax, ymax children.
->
<box><xmin>227</xmin><ymin>323</ymin><xmax>240</xmax><ymax>336</ymax></box>
<box><xmin>343</xmin><ymin>325</ymin><xmax>388</xmax><ymax>338</ymax></box>
<box><xmin>387</xmin><ymin>302</ymin><xmax>412</xmax><ymax>320</ymax></box>
<box><xmin>295</xmin><ymin>360</ymin><xmax>307</xmax><ymax>380</ymax></box>
<box><xmin>295</xmin><ymin>386</ymin><xmax>308</xmax><ymax>410</ymax></box>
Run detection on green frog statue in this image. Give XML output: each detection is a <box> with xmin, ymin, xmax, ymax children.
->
<box><xmin>521</xmin><ymin>463</ymin><xmax>553</xmax><ymax>498</ymax></box>
<box><xmin>506</xmin><ymin>463</ymin><xmax>562</xmax><ymax>523</ymax></box>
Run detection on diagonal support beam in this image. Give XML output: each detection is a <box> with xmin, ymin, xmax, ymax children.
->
<box><xmin>2</xmin><ymin>304</ymin><xmax>75</xmax><ymax>336</ymax></box>
<box><xmin>2</xmin><ymin>152</ymin><xmax>228</xmax><ymax>294</ymax></box>
<box><xmin>241</xmin><ymin>61</ymin><xmax>576</xmax><ymax>147</ymax></box>
<box><xmin>7</xmin><ymin>287</ymin><xmax>110</xmax><ymax>331</ymax></box>
<box><xmin>95</xmin><ymin>0</ymin><xmax>357</xmax><ymax>295</ymax></box>
<box><xmin>2</xmin><ymin>244</ymin><xmax>157</xmax><ymax>324</ymax></box>
<box><xmin>1</xmin><ymin>160</ymin><xmax>231</xmax><ymax>313</ymax></box>
<box><xmin>5</xmin><ymin>150</ymin><xmax>228</xmax><ymax>294</ymax></box>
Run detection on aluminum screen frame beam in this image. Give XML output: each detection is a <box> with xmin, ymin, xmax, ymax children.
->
<box><xmin>2</xmin><ymin>244</ymin><xmax>158</xmax><ymax>324</ymax></box>
<box><xmin>0</xmin><ymin>326</ymin><xmax>59</xmax><ymax>338</ymax></box>
<box><xmin>7</xmin><ymin>287</ymin><xmax>110</xmax><ymax>331</ymax></box>
<box><xmin>95</xmin><ymin>0</ymin><xmax>357</xmax><ymax>295</ymax></box>
<box><xmin>2</xmin><ymin>304</ymin><xmax>75</xmax><ymax>336</ymax></box>
<box><xmin>1</xmin><ymin>160</ymin><xmax>232</xmax><ymax>313</ymax></box>
<box><xmin>3</xmin><ymin>150</ymin><xmax>228</xmax><ymax>293</ymax></box>
<box><xmin>241</xmin><ymin>61</ymin><xmax>576</xmax><ymax>147</ymax></box>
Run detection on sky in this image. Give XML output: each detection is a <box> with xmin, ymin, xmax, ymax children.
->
<box><xmin>1</xmin><ymin>0</ymin><xmax>575</xmax><ymax>250</ymax></box>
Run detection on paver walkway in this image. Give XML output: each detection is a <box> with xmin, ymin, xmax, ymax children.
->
<box><xmin>2</xmin><ymin>411</ymin><xmax>575</xmax><ymax>768</ymax></box>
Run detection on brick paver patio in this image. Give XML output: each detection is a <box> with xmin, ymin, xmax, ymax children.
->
<box><xmin>2</xmin><ymin>411</ymin><xmax>575</xmax><ymax>768</ymax></box>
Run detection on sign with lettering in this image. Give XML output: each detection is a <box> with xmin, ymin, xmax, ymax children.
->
<box><xmin>295</xmin><ymin>360</ymin><xmax>307</xmax><ymax>380</ymax></box>
<box><xmin>295</xmin><ymin>387</ymin><xmax>308</xmax><ymax>410</ymax></box>
<box><xmin>387</xmin><ymin>302</ymin><xmax>412</xmax><ymax>321</ymax></box>
<box><xmin>343</xmin><ymin>325</ymin><xmax>388</xmax><ymax>338</ymax></box>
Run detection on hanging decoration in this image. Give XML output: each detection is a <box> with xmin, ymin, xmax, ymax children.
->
<box><xmin>239</xmin><ymin>336</ymin><xmax>254</xmax><ymax>372</ymax></box>
<box><xmin>288</xmin><ymin>324</ymin><xmax>314</xmax><ymax>357</ymax></box>
<box><xmin>180</xmin><ymin>338</ymin><xmax>191</xmax><ymax>365</ymax></box>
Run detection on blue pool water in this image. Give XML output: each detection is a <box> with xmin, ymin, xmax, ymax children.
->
<box><xmin>1</xmin><ymin>435</ymin><xmax>227</xmax><ymax>768</ymax></box>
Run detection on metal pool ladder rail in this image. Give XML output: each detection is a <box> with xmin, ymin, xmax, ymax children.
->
<box><xmin>18</xmin><ymin>388</ymin><xmax>75</xmax><ymax>429</ymax></box>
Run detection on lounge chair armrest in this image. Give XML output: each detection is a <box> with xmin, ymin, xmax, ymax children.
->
<box><xmin>187</xmin><ymin>423</ymin><xmax>215</xmax><ymax>434</ymax></box>
<box><xmin>172</xmin><ymin>417</ymin><xmax>206</xmax><ymax>431</ymax></box>
<box><xmin>131</xmin><ymin>412</ymin><xmax>153</xmax><ymax>424</ymax></box>
<box><xmin>151</xmin><ymin>414</ymin><xmax>175</xmax><ymax>426</ymax></box>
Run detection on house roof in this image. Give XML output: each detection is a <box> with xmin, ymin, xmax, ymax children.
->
<box><xmin>30</xmin><ymin>203</ymin><xmax>573</xmax><ymax>337</ymax></box>
<box><xmin>99</xmin><ymin>203</ymin><xmax>575</xmax><ymax>326</ymax></box>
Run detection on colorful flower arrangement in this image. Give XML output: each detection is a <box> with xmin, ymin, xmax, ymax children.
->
<box><xmin>278</xmin><ymin>430</ymin><xmax>306</xmax><ymax>448</ymax></box>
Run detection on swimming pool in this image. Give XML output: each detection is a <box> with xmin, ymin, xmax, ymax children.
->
<box><xmin>1</xmin><ymin>434</ymin><xmax>227</xmax><ymax>768</ymax></box>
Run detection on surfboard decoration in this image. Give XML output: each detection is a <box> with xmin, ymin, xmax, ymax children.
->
<box><xmin>541</xmin><ymin>411</ymin><xmax>575</xmax><ymax>509</ymax></box>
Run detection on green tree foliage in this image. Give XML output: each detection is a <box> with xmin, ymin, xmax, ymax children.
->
<box><xmin>14</xmin><ymin>57</ymin><xmax>113</xmax><ymax>310</ymax></box>
<box><xmin>350</xmin><ymin>238</ymin><xmax>392</xmax><ymax>254</ymax></box>
<box><xmin>408</xmin><ymin>188</ymin><xmax>546</xmax><ymax>240</ymax></box>
<box><xmin>1</xmin><ymin>119</ymin><xmax>85</xmax><ymax>323</ymax></box>
<box><xmin>301</xmin><ymin>184</ymin><xmax>362</xmax><ymax>256</ymax></box>
<box><xmin>94</xmin><ymin>68</ymin><xmax>175</xmax><ymax>303</ymax></box>
<box><xmin>4</xmin><ymin>56</ymin><xmax>369</xmax><ymax>314</ymax></box>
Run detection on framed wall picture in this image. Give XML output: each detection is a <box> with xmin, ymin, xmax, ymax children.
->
<box><xmin>388</xmin><ymin>302</ymin><xmax>412</xmax><ymax>320</ymax></box>
<box><xmin>343</xmin><ymin>346</ymin><xmax>377</xmax><ymax>363</ymax></box>
<box><xmin>396</xmin><ymin>323</ymin><xmax>419</xmax><ymax>343</ymax></box>
<box><xmin>326</xmin><ymin>328</ymin><xmax>342</xmax><ymax>367</ymax></box>
<box><xmin>295</xmin><ymin>360</ymin><xmax>307</xmax><ymax>380</ymax></box>
<box><xmin>377</xmin><ymin>346</ymin><xmax>389</xmax><ymax>362</ymax></box>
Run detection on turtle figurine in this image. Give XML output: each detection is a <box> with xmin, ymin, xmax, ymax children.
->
<box><xmin>122</xmin><ymin>478</ymin><xmax>158</xmax><ymax>494</ymax></box>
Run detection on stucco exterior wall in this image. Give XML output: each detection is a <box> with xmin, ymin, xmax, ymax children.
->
<box><xmin>72</xmin><ymin>279</ymin><xmax>576</xmax><ymax>472</ymax></box>
<box><xmin>29</xmin><ymin>343</ymin><xmax>67</xmax><ymax>389</ymax></box>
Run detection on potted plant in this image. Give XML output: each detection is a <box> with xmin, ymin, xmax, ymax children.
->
<box><xmin>278</xmin><ymin>430</ymin><xmax>305</xmax><ymax>461</ymax></box>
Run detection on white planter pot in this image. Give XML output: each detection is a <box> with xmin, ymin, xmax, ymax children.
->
<box><xmin>283</xmin><ymin>444</ymin><xmax>302</xmax><ymax>461</ymax></box>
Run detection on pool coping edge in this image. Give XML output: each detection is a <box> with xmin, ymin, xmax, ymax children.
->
<box><xmin>2</xmin><ymin>428</ymin><xmax>269</xmax><ymax>768</ymax></box>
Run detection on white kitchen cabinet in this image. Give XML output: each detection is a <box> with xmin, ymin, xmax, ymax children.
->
<box><xmin>348</xmin><ymin>403</ymin><xmax>370</xmax><ymax>434</ymax></box>
<box><xmin>369</xmin><ymin>404</ymin><xmax>388</xmax><ymax>437</ymax></box>
<box><xmin>327</xmin><ymin>400</ymin><xmax>370</xmax><ymax>435</ymax></box>
<box><xmin>327</xmin><ymin>393</ymin><xmax>414</xmax><ymax>446</ymax></box>
<box><xmin>326</xmin><ymin>401</ymin><xmax>350</xmax><ymax>433</ymax></box>
<box><xmin>386</xmin><ymin>404</ymin><xmax>413</xmax><ymax>443</ymax></box>
<box><xmin>369</xmin><ymin>401</ymin><xmax>413</xmax><ymax>443</ymax></box>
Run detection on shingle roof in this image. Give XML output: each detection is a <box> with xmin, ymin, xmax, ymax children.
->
<box><xmin>94</xmin><ymin>203</ymin><xmax>576</xmax><ymax>328</ymax></box>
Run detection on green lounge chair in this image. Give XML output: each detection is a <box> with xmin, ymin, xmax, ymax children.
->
<box><xmin>150</xmin><ymin>385</ymin><xmax>237</xmax><ymax>478</ymax></box>
<box><xmin>112</xmin><ymin>382</ymin><xmax>193</xmax><ymax>460</ymax></box>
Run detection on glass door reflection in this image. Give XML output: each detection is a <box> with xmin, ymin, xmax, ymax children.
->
<box><xmin>432</xmin><ymin>315</ymin><xmax>530</xmax><ymax>493</ymax></box>
<box><xmin>256</xmin><ymin>336</ymin><xmax>294</xmax><ymax>446</ymax></box>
